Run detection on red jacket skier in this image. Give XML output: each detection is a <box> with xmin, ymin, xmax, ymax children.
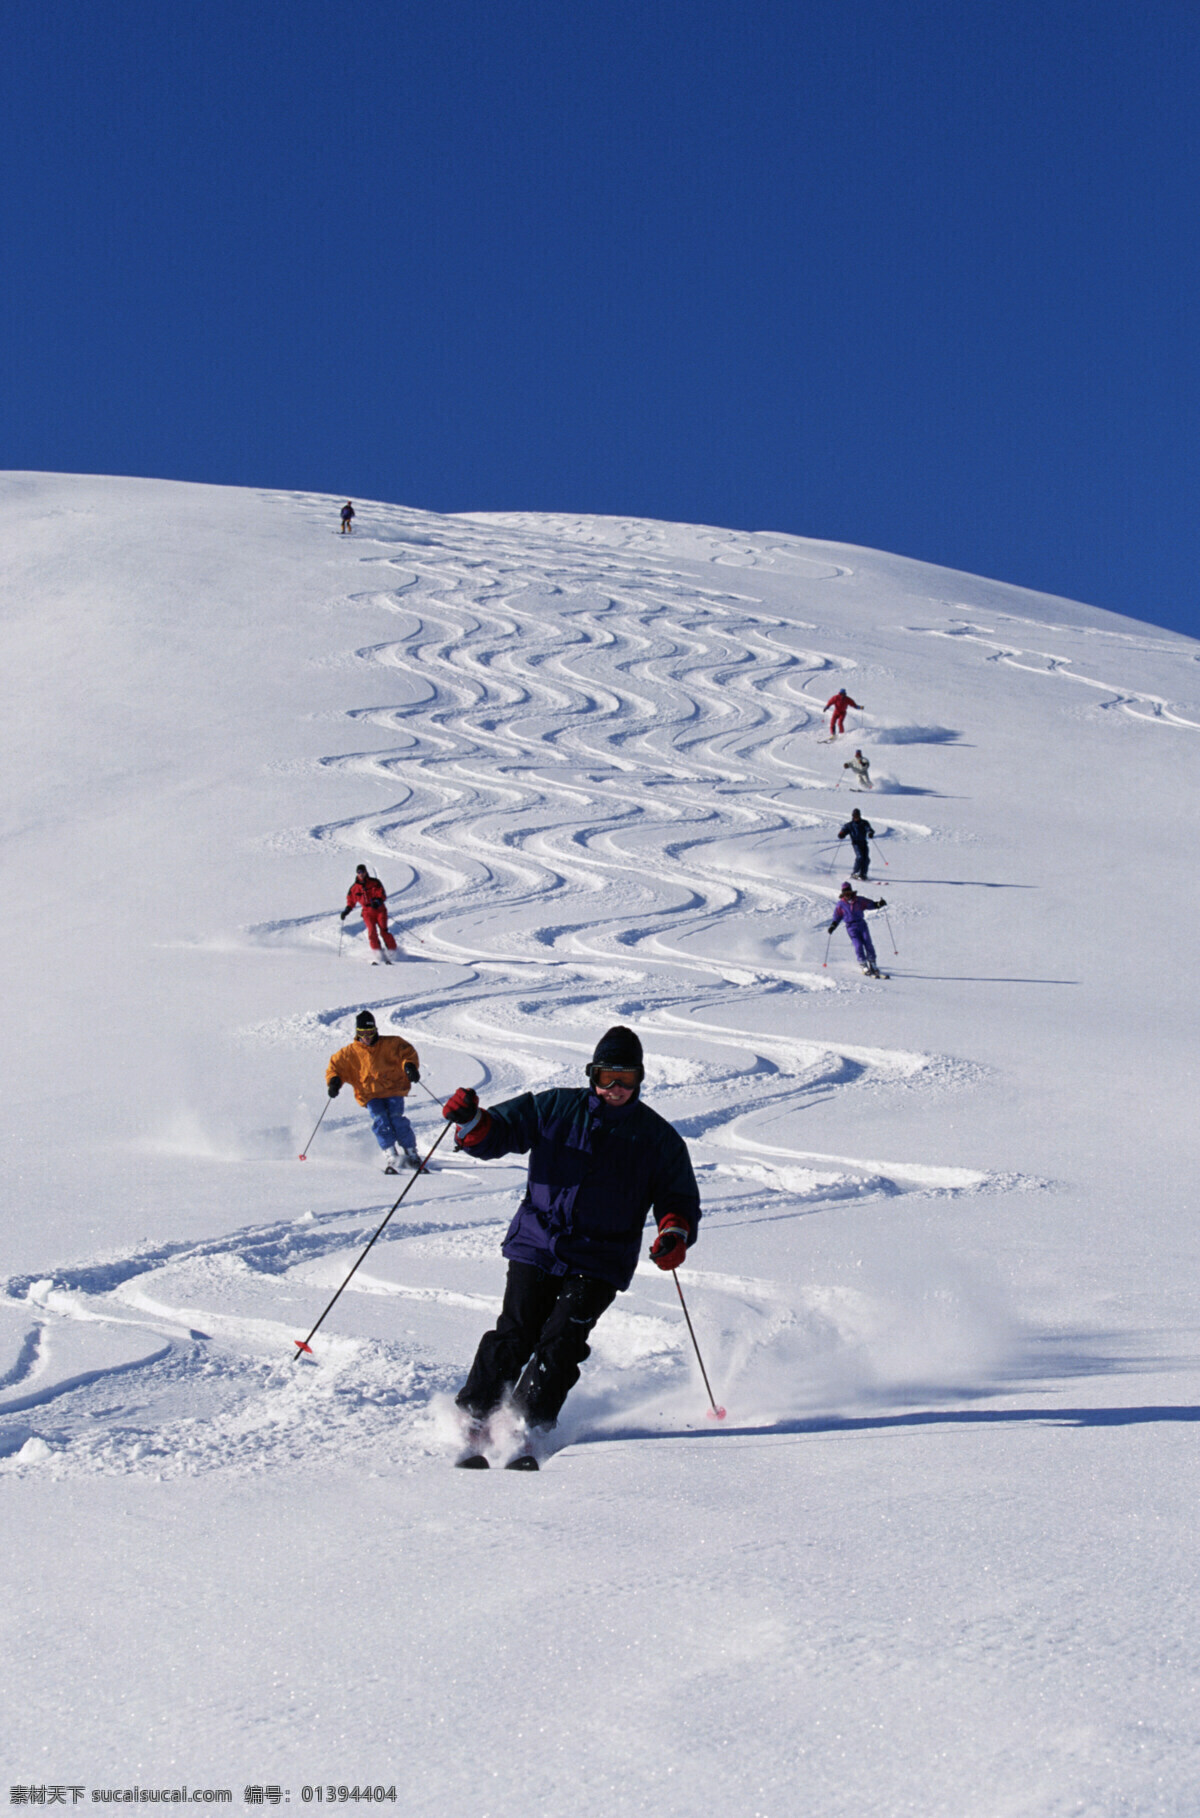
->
<box><xmin>340</xmin><ymin>864</ymin><xmax>398</xmax><ymax>957</ymax></box>
<box><xmin>824</xmin><ymin>689</ymin><xmax>861</xmax><ymax>737</ymax></box>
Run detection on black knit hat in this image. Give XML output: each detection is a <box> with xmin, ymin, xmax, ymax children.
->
<box><xmin>355</xmin><ymin>1010</ymin><xmax>378</xmax><ymax>1032</ymax></box>
<box><xmin>589</xmin><ymin>1025</ymin><xmax>643</xmax><ymax>1075</ymax></box>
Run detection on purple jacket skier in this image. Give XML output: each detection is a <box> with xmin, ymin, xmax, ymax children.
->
<box><xmin>828</xmin><ymin>882</ymin><xmax>887</xmax><ymax>976</ymax></box>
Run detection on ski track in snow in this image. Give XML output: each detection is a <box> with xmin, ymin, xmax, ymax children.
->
<box><xmin>905</xmin><ymin>614</ymin><xmax>1200</xmax><ymax>727</ymax></box>
<box><xmin>3</xmin><ymin>501</ymin><xmax>1044</xmax><ymax>1478</ymax></box>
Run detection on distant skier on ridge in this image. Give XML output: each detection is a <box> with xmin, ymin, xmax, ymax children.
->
<box><xmin>824</xmin><ymin>688</ymin><xmax>860</xmax><ymax>738</ymax></box>
<box><xmin>837</xmin><ymin>808</ymin><xmax>875</xmax><ymax>881</ymax></box>
<box><xmin>827</xmin><ymin>881</ymin><xmax>887</xmax><ymax>977</ymax></box>
<box><xmin>326</xmin><ymin>1010</ymin><xmax>422</xmax><ymax>1173</ymax></box>
<box><xmin>341</xmin><ymin>863</ymin><xmax>398</xmax><ymax>963</ymax></box>
<box><xmin>441</xmin><ymin>1026</ymin><xmax>701</xmax><ymax>1470</ymax></box>
<box><xmin>340</xmin><ymin>501</ymin><xmax>355</xmax><ymax>533</ymax></box>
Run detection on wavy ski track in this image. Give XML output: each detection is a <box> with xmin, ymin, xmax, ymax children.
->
<box><xmin>906</xmin><ymin>615</ymin><xmax>1200</xmax><ymax>726</ymax></box>
<box><xmin>265</xmin><ymin>522</ymin><xmax>927</xmax><ymax>988</ymax></box>
<box><xmin>4</xmin><ymin>502</ymin><xmax>1038</xmax><ymax>1478</ymax></box>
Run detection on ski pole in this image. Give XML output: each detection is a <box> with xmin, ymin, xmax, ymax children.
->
<box><xmin>871</xmin><ymin>838</ymin><xmax>889</xmax><ymax>867</ymax></box>
<box><xmin>823</xmin><ymin>928</ymin><xmax>833</xmax><ymax>967</ymax></box>
<box><xmin>883</xmin><ymin>910</ymin><xmax>898</xmax><ymax>953</ymax></box>
<box><xmin>672</xmin><ymin>1270</ymin><xmax>725</xmax><ymax>1420</ymax></box>
<box><xmin>337</xmin><ymin>919</ymin><xmax>345</xmax><ymax>959</ymax></box>
<box><xmin>298</xmin><ymin>1100</ymin><xmax>332</xmax><ymax>1161</ymax></box>
<box><xmin>293</xmin><ymin>1119</ymin><xmax>455</xmax><ymax>1357</ymax></box>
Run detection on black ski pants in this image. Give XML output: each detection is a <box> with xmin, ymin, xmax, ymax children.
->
<box><xmin>456</xmin><ymin>1261</ymin><xmax>617</xmax><ymax>1428</ymax></box>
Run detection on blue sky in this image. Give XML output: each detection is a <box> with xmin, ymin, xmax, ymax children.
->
<box><xmin>3</xmin><ymin>1</ymin><xmax>1198</xmax><ymax>635</ymax></box>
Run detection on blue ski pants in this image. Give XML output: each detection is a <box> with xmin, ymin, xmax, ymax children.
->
<box><xmin>847</xmin><ymin>923</ymin><xmax>877</xmax><ymax>968</ymax></box>
<box><xmin>367</xmin><ymin>1096</ymin><xmax>417</xmax><ymax>1153</ymax></box>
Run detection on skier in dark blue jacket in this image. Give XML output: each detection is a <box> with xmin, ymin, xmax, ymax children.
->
<box><xmin>838</xmin><ymin>807</ymin><xmax>875</xmax><ymax>880</ymax></box>
<box><xmin>443</xmin><ymin>1026</ymin><xmax>701</xmax><ymax>1463</ymax></box>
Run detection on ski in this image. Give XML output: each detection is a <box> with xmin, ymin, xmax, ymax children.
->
<box><xmin>453</xmin><ymin>1414</ymin><xmax>492</xmax><ymax>1468</ymax></box>
<box><xmin>453</xmin><ymin>1448</ymin><xmax>539</xmax><ymax>1470</ymax></box>
<box><xmin>452</xmin><ymin>1415</ymin><xmax>542</xmax><ymax>1471</ymax></box>
<box><xmin>454</xmin><ymin>1439</ymin><xmax>538</xmax><ymax>1468</ymax></box>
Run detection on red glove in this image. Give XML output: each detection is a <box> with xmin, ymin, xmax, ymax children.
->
<box><xmin>649</xmin><ymin>1219</ymin><xmax>690</xmax><ymax>1271</ymax></box>
<box><xmin>443</xmin><ymin>1087</ymin><xmax>491</xmax><ymax>1149</ymax></box>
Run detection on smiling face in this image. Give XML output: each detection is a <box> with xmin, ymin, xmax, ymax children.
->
<box><xmin>591</xmin><ymin>1065</ymin><xmax>639</xmax><ymax>1106</ymax></box>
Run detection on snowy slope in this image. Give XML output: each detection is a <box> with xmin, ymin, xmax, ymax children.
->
<box><xmin>2</xmin><ymin>473</ymin><xmax>1200</xmax><ymax>1814</ymax></box>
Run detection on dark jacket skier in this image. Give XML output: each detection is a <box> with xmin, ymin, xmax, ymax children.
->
<box><xmin>444</xmin><ymin>1026</ymin><xmax>701</xmax><ymax>1446</ymax></box>
<box><xmin>340</xmin><ymin>502</ymin><xmax>355</xmax><ymax>533</ymax></box>
<box><xmin>838</xmin><ymin>808</ymin><xmax>875</xmax><ymax>880</ymax></box>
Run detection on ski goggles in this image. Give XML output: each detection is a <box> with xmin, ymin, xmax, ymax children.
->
<box><xmin>589</xmin><ymin>1066</ymin><xmax>641</xmax><ymax>1089</ymax></box>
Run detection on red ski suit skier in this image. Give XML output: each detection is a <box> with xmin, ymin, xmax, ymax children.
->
<box><xmin>824</xmin><ymin>689</ymin><xmax>860</xmax><ymax>736</ymax></box>
<box><xmin>345</xmin><ymin>872</ymin><xmax>397</xmax><ymax>952</ymax></box>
